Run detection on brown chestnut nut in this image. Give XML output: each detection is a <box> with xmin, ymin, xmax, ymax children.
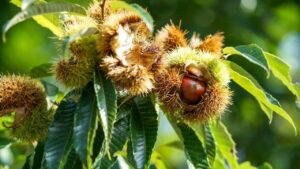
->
<box><xmin>181</xmin><ymin>76</ymin><xmax>206</xmax><ymax>104</ymax></box>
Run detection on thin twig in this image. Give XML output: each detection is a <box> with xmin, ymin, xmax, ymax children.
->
<box><xmin>101</xmin><ymin>0</ymin><xmax>107</xmax><ymax>20</ymax></box>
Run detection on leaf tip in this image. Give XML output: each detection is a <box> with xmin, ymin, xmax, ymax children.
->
<box><xmin>293</xmin><ymin>125</ymin><xmax>297</xmax><ymax>136</ymax></box>
<box><xmin>2</xmin><ymin>34</ymin><xmax>6</xmax><ymax>43</ymax></box>
<box><xmin>2</xmin><ymin>25</ymin><xmax>7</xmax><ymax>43</ymax></box>
<box><xmin>268</xmin><ymin>118</ymin><xmax>272</xmax><ymax>124</ymax></box>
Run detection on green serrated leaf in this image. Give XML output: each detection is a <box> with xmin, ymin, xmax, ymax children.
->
<box><xmin>11</xmin><ymin>0</ymin><xmax>22</xmax><ymax>7</ymax></box>
<box><xmin>258</xmin><ymin>102</ymin><xmax>273</xmax><ymax>123</ymax></box>
<box><xmin>113</xmin><ymin>155</ymin><xmax>134</xmax><ymax>169</ymax></box>
<box><xmin>22</xmin><ymin>0</ymin><xmax>36</xmax><ymax>9</ymax></box>
<box><xmin>213</xmin><ymin>153</ymin><xmax>227</xmax><ymax>169</ymax></box>
<box><xmin>223</xmin><ymin>44</ymin><xmax>270</xmax><ymax>76</ymax></box>
<box><xmin>126</xmin><ymin>138</ymin><xmax>136</xmax><ymax>168</ymax></box>
<box><xmin>45</xmin><ymin>93</ymin><xmax>77</xmax><ymax>169</ymax></box>
<box><xmin>94</xmin><ymin>70</ymin><xmax>117</xmax><ymax>155</ymax></box>
<box><xmin>177</xmin><ymin>123</ymin><xmax>210</xmax><ymax>169</ymax></box>
<box><xmin>48</xmin><ymin>0</ymin><xmax>92</xmax><ymax>7</ymax></box>
<box><xmin>239</xmin><ymin>162</ymin><xmax>256</xmax><ymax>169</ymax></box>
<box><xmin>32</xmin><ymin>142</ymin><xmax>45</xmax><ymax>169</ymax></box>
<box><xmin>113</xmin><ymin>150</ymin><xmax>136</xmax><ymax>169</ymax></box>
<box><xmin>223</xmin><ymin>60</ymin><xmax>273</xmax><ymax>121</ymax></box>
<box><xmin>63</xmin><ymin>148</ymin><xmax>82</xmax><ymax>169</ymax></box>
<box><xmin>258</xmin><ymin>163</ymin><xmax>273</xmax><ymax>169</ymax></box>
<box><xmin>33</xmin><ymin>14</ymin><xmax>63</xmax><ymax>37</ymax></box>
<box><xmin>264</xmin><ymin>52</ymin><xmax>300</xmax><ymax>99</ymax></box>
<box><xmin>225</xmin><ymin>60</ymin><xmax>297</xmax><ymax>134</ymax></box>
<box><xmin>22</xmin><ymin>153</ymin><xmax>33</xmax><ymax>169</ymax></box>
<box><xmin>41</xmin><ymin>80</ymin><xmax>59</xmax><ymax>97</ymax></box>
<box><xmin>30</xmin><ymin>63</ymin><xmax>52</xmax><ymax>78</ymax></box>
<box><xmin>204</xmin><ymin>124</ymin><xmax>216</xmax><ymax>167</ymax></box>
<box><xmin>92</xmin><ymin>122</ymin><xmax>104</xmax><ymax>162</ymax></box>
<box><xmin>92</xmin><ymin>116</ymin><xmax>129</xmax><ymax>169</ymax></box>
<box><xmin>239</xmin><ymin>161</ymin><xmax>273</xmax><ymax>169</ymax></box>
<box><xmin>130</xmin><ymin>96</ymin><xmax>158</xmax><ymax>169</ymax></box>
<box><xmin>73</xmin><ymin>83</ymin><xmax>97</xmax><ymax>168</ymax></box>
<box><xmin>161</xmin><ymin>141</ymin><xmax>183</xmax><ymax>150</ymax></box>
<box><xmin>3</xmin><ymin>2</ymin><xmax>86</xmax><ymax>41</ymax></box>
<box><xmin>211</xmin><ymin>122</ymin><xmax>239</xmax><ymax>169</ymax></box>
<box><xmin>150</xmin><ymin>151</ymin><xmax>168</xmax><ymax>169</ymax></box>
<box><xmin>110</xmin><ymin>1</ymin><xmax>135</xmax><ymax>11</ymax></box>
<box><xmin>110</xmin><ymin>161</ymin><xmax>121</xmax><ymax>169</ymax></box>
<box><xmin>117</xmin><ymin>99</ymin><xmax>133</xmax><ymax>121</ymax></box>
<box><xmin>11</xmin><ymin>0</ymin><xmax>63</xmax><ymax>38</ymax></box>
<box><xmin>261</xmin><ymin>92</ymin><xmax>281</xmax><ymax>122</ymax></box>
<box><xmin>0</xmin><ymin>137</ymin><xmax>12</xmax><ymax>149</ymax></box>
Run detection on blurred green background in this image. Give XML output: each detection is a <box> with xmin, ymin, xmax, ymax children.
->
<box><xmin>0</xmin><ymin>0</ymin><xmax>300</xmax><ymax>169</ymax></box>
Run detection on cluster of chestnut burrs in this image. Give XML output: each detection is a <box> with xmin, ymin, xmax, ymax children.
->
<box><xmin>86</xmin><ymin>0</ymin><xmax>232</xmax><ymax>122</ymax></box>
<box><xmin>0</xmin><ymin>0</ymin><xmax>232</xmax><ymax>142</ymax></box>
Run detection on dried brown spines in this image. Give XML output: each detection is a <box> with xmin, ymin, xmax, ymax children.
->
<box><xmin>0</xmin><ymin>75</ymin><xmax>46</xmax><ymax>116</ymax></box>
<box><xmin>155</xmin><ymin>20</ymin><xmax>224</xmax><ymax>55</ymax></box>
<box><xmin>101</xmin><ymin>57</ymin><xmax>154</xmax><ymax>95</ymax></box>
<box><xmin>100</xmin><ymin>41</ymin><xmax>161</xmax><ymax>95</ymax></box>
<box><xmin>192</xmin><ymin>32</ymin><xmax>224</xmax><ymax>57</ymax></box>
<box><xmin>125</xmin><ymin>41</ymin><xmax>161</xmax><ymax>68</ymax></box>
<box><xmin>88</xmin><ymin>0</ymin><xmax>111</xmax><ymax>23</ymax></box>
<box><xmin>98</xmin><ymin>9</ymin><xmax>162</xmax><ymax>95</ymax></box>
<box><xmin>88</xmin><ymin>1</ymin><xmax>103</xmax><ymax>23</ymax></box>
<box><xmin>97</xmin><ymin>10</ymin><xmax>150</xmax><ymax>57</ymax></box>
<box><xmin>189</xmin><ymin>33</ymin><xmax>201</xmax><ymax>49</ymax></box>
<box><xmin>0</xmin><ymin>75</ymin><xmax>51</xmax><ymax>142</ymax></box>
<box><xmin>155</xmin><ymin>23</ymin><xmax>188</xmax><ymax>52</ymax></box>
<box><xmin>155</xmin><ymin>67</ymin><xmax>184</xmax><ymax>113</ymax></box>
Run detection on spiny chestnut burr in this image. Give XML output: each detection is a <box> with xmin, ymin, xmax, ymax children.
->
<box><xmin>189</xmin><ymin>32</ymin><xmax>225</xmax><ymax>57</ymax></box>
<box><xmin>99</xmin><ymin>9</ymin><xmax>162</xmax><ymax>95</ymax></box>
<box><xmin>54</xmin><ymin>35</ymin><xmax>98</xmax><ymax>88</ymax></box>
<box><xmin>155</xmin><ymin>47</ymin><xmax>232</xmax><ymax>123</ymax></box>
<box><xmin>0</xmin><ymin>75</ymin><xmax>52</xmax><ymax>142</ymax></box>
<box><xmin>97</xmin><ymin>10</ymin><xmax>150</xmax><ymax>57</ymax></box>
<box><xmin>181</xmin><ymin>76</ymin><xmax>206</xmax><ymax>105</ymax></box>
<box><xmin>155</xmin><ymin>23</ymin><xmax>188</xmax><ymax>52</ymax></box>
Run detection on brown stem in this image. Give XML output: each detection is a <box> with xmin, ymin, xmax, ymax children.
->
<box><xmin>101</xmin><ymin>0</ymin><xmax>111</xmax><ymax>20</ymax></box>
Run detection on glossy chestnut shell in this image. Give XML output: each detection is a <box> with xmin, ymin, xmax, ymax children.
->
<box><xmin>180</xmin><ymin>76</ymin><xmax>206</xmax><ymax>105</ymax></box>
